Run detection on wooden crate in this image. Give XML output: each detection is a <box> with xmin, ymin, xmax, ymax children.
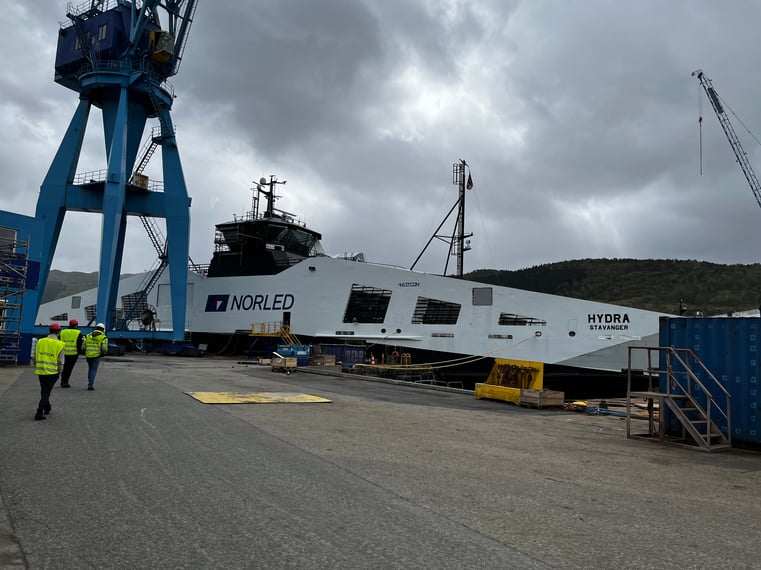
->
<box><xmin>519</xmin><ymin>389</ymin><xmax>565</xmax><ymax>409</ymax></box>
<box><xmin>312</xmin><ymin>354</ymin><xmax>336</xmax><ymax>366</ymax></box>
<box><xmin>272</xmin><ymin>356</ymin><xmax>297</xmax><ymax>372</ymax></box>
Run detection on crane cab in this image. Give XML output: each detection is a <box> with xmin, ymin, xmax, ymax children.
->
<box><xmin>148</xmin><ymin>30</ymin><xmax>175</xmax><ymax>64</ymax></box>
<box><xmin>54</xmin><ymin>3</ymin><xmax>162</xmax><ymax>91</ymax></box>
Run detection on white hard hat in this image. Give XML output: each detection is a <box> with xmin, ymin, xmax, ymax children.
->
<box><xmin>96</xmin><ymin>323</ymin><xmax>106</xmax><ymax>330</ymax></box>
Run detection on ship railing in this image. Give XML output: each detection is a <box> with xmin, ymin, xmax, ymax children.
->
<box><xmin>63</xmin><ymin>0</ymin><xmax>119</xmax><ymax>25</ymax></box>
<box><xmin>233</xmin><ymin>207</ymin><xmax>308</xmax><ymax>229</ymax></box>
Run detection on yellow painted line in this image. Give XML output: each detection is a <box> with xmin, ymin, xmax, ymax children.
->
<box><xmin>186</xmin><ymin>391</ymin><xmax>332</xmax><ymax>404</ymax></box>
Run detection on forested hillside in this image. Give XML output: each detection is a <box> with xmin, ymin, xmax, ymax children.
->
<box><xmin>464</xmin><ymin>258</ymin><xmax>761</xmax><ymax>316</ymax></box>
<box><xmin>42</xmin><ymin>270</ymin><xmax>99</xmax><ymax>303</ymax></box>
<box><xmin>42</xmin><ymin>270</ymin><xmax>132</xmax><ymax>303</ymax></box>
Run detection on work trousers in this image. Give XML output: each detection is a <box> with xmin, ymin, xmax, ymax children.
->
<box><xmin>37</xmin><ymin>374</ymin><xmax>59</xmax><ymax>413</ymax></box>
<box><xmin>61</xmin><ymin>354</ymin><xmax>78</xmax><ymax>385</ymax></box>
<box><xmin>86</xmin><ymin>357</ymin><xmax>102</xmax><ymax>386</ymax></box>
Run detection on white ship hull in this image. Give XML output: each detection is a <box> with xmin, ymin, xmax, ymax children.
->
<box><xmin>38</xmin><ymin>255</ymin><xmax>665</xmax><ymax>372</ymax></box>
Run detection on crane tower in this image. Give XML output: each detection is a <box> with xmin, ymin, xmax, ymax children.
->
<box><xmin>26</xmin><ymin>0</ymin><xmax>198</xmax><ymax>338</ymax></box>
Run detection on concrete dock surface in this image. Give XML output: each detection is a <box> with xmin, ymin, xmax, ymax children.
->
<box><xmin>1</xmin><ymin>355</ymin><xmax>760</xmax><ymax>569</ymax></box>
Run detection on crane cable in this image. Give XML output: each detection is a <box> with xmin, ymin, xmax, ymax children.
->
<box><xmin>719</xmin><ymin>93</ymin><xmax>761</xmax><ymax>148</ymax></box>
<box><xmin>699</xmin><ymin>80</ymin><xmax>761</xmax><ymax>170</ymax></box>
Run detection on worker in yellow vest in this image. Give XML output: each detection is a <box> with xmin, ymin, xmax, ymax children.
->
<box><xmin>84</xmin><ymin>323</ymin><xmax>109</xmax><ymax>391</ymax></box>
<box><xmin>59</xmin><ymin>319</ymin><xmax>83</xmax><ymax>388</ymax></box>
<box><xmin>31</xmin><ymin>323</ymin><xmax>66</xmax><ymax>420</ymax></box>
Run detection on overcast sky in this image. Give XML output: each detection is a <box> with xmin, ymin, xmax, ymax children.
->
<box><xmin>3</xmin><ymin>1</ymin><xmax>761</xmax><ymax>276</ymax></box>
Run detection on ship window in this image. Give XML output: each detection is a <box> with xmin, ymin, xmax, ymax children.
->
<box><xmin>84</xmin><ymin>304</ymin><xmax>96</xmax><ymax>322</ymax></box>
<box><xmin>472</xmin><ymin>287</ymin><xmax>492</xmax><ymax>306</ymax></box>
<box><xmin>267</xmin><ymin>225</ymin><xmax>318</xmax><ymax>257</ymax></box>
<box><xmin>412</xmin><ymin>297</ymin><xmax>461</xmax><ymax>325</ymax></box>
<box><xmin>51</xmin><ymin>312</ymin><xmax>68</xmax><ymax>321</ymax></box>
<box><xmin>498</xmin><ymin>313</ymin><xmax>547</xmax><ymax>326</ymax></box>
<box><xmin>98</xmin><ymin>25</ymin><xmax>107</xmax><ymax>42</ymax></box>
<box><xmin>343</xmin><ymin>284</ymin><xmax>392</xmax><ymax>324</ymax></box>
<box><xmin>71</xmin><ymin>296</ymin><xmax>81</xmax><ymax>309</ymax></box>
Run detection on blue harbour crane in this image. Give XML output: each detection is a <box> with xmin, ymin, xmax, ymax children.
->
<box><xmin>26</xmin><ymin>0</ymin><xmax>198</xmax><ymax>339</ymax></box>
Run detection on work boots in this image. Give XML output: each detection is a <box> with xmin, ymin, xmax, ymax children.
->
<box><xmin>34</xmin><ymin>410</ymin><xmax>46</xmax><ymax>421</ymax></box>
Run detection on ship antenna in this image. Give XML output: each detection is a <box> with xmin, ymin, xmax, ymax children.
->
<box><xmin>254</xmin><ymin>175</ymin><xmax>287</xmax><ymax>218</ymax></box>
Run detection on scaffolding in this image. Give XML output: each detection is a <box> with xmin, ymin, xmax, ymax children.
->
<box><xmin>0</xmin><ymin>239</ymin><xmax>28</xmax><ymax>365</ymax></box>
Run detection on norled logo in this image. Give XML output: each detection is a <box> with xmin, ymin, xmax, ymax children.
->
<box><xmin>205</xmin><ymin>293</ymin><xmax>295</xmax><ymax>312</ymax></box>
<box><xmin>231</xmin><ymin>293</ymin><xmax>294</xmax><ymax>311</ymax></box>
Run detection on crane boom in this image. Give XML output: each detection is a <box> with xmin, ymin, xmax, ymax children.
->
<box><xmin>692</xmin><ymin>69</ymin><xmax>761</xmax><ymax>209</ymax></box>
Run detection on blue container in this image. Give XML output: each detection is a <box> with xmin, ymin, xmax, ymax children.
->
<box><xmin>276</xmin><ymin>345</ymin><xmax>311</xmax><ymax>366</ymax></box>
<box><xmin>659</xmin><ymin>316</ymin><xmax>761</xmax><ymax>445</ymax></box>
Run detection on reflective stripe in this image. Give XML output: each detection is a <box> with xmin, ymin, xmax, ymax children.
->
<box><xmin>60</xmin><ymin>328</ymin><xmax>81</xmax><ymax>356</ymax></box>
<box><xmin>84</xmin><ymin>333</ymin><xmax>108</xmax><ymax>358</ymax></box>
<box><xmin>35</xmin><ymin>337</ymin><xmax>65</xmax><ymax>375</ymax></box>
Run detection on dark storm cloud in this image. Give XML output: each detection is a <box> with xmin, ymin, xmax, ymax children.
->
<box><xmin>183</xmin><ymin>1</ymin><xmax>385</xmax><ymax>152</ymax></box>
<box><xmin>5</xmin><ymin>0</ymin><xmax>761</xmax><ymax>274</ymax></box>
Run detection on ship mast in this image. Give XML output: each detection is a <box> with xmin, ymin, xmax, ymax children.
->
<box><xmin>410</xmin><ymin>160</ymin><xmax>473</xmax><ymax>277</ymax></box>
<box><xmin>452</xmin><ymin>160</ymin><xmax>473</xmax><ymax>277</ymax></box>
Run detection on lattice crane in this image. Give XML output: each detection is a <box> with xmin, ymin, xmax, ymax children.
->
<box><xmin>25</xmin><ymin>0</ymin><xmax>199</xmax><ymax>338</ymax></box>
<box><xmin>692</xmin><ymin>69</ymin><xmax>761</xmax><ymax>209</ymax></box>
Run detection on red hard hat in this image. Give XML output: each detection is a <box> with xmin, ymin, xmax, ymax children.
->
<box><xmin>69</xmin><ymin>319</ymin><xmax>78</xmax><ymax>326</ymax></box>
<box><xmin>49</xmin><ymin>323</ymin><xmax>62</xmax><ymax>331</ymax></box>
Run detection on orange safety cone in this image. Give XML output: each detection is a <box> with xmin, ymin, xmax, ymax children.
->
<box><xmin>370</xmin><ymin>354</ymin><xmax>376</xmax><ymax>365</ymax></box>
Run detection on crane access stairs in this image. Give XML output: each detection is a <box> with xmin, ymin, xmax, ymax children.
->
<box><xmin>626</xmin><ymin>346</ymin><xmax>732</xmax><ymax>452</ymax></box>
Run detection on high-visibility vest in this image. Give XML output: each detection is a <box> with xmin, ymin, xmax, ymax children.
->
<box><xmin>60</xmin><ymin>328</ymin><xmax>82</xmax><ymax>356</ymax></box>
<box><xmin>35</xmin><ymin>337</ymin><xmax>65</xmax><ymax>376</ymax></box>
<box><xmin>84</xmin><ymin>332</ymin><xmax>108</xmax><ymax>358</ymax></box>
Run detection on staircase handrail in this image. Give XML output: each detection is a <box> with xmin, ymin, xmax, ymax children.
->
<box><xmin>665</xmin><ymin>348</ymin><xmax>731</xmax><ymax>444</ymax></box>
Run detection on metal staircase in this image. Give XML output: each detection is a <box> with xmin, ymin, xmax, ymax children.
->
<box><xmin>280</xmin><ymin>324</ymin><xmax>301</xmax><ymax>346</ymax></box>
<box><xmin>131</xmin><ymin>126</ymin><xmax>162</xmax><ymax>181</ymax></box>
<box><xmin>626</xmin><ymin>346</ymin><xmax>732</xmax><ymax>452</ymax></box>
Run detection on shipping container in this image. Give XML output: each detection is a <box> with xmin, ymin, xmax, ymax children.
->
<box><xmin>659</xmin><ymin>316</ymin><xmax>761</xmax><ymax>446</ymax></box>
<box><xmin>275</xmin><ymin>344</ymin><xmax>310</xmax><ymax>366</ymax></box>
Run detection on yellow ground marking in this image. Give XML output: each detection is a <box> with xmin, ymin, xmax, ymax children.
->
<box><xmin>186</xmin><ymin>391</ymin><xmax>332</xmax><ymax>404</ymax></box>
